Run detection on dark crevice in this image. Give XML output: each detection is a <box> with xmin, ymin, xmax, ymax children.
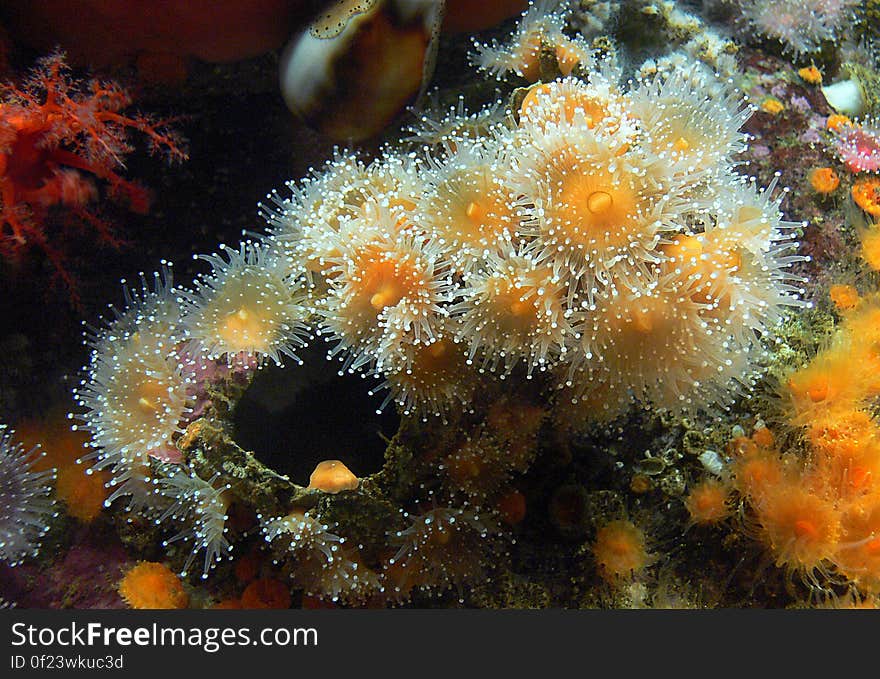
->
<box><xmin>232</xmin><ymin>342</ymin><xmax>399</xmax><ymax>485</ymax></box>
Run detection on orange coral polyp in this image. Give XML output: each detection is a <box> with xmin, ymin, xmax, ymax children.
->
<box><xmin>836</xmin><ymin>506</ymin><xmax>880</xmax><ymax>592</ymax></box>
<box><xmin>786</xmin><ymin>350</ymin><xmax>865</xmax><ymax>417</ymax></box>
<box><xmin>55</xmin><ymin>465</ymin><xmax>110</xmax><ymax>522</ymax></box>
<box><xmin>752</xmin><ymin>482</ymin><xmax>841</xmax><ymax>578</ymax></box>
<box><xmin>592</xmin><ymin>519</ymin><xmax>651</xmax><ymax>582</ymax></box>
<box><xmin>829</xmin><ymin>284</ymin><xmax>860</xmax><ymax>311</ymax></box>
<box><xmin>731</xmin><ymin>450</ymin><xmax>785</xmax><ymax>500</ymax></box>
<box><xmin>853</xmin><ymin>178</ymin><xmax>880</xmax><ymax>219</ymax></box>
<box><xmin>119</xmin><ymin>562</ymin><xmax>189</xmax><ymax>609</ymax></box>
<box><xmin>808</xmin><ymin>167</ymin><xmax>839</xmax><ymax>194</ymax></box>
<box><xmin>685</xmin><ymin>478</ymin><xmax>733</xmax><ymax>525</ymax></box>
<box><xmin>240</xmin><ymin>577</ymin><xmax>291</xmax><ymax>609</ymax></box>
<box><xmin>382</xmin><ymin>330</ymin><xmax>474</xmax><ymax>416</ymax></box>
<box><xmin>826</xmin><ymin>114</ymin><xmax>851</xmax><ymax>132</ymax></box>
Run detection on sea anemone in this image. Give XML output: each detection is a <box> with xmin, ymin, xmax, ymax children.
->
<box><xmin>735</xmin><ymin>0</ymin><xmax>859</xmax><ymax>56</ymax></box>
<box><xmin>403</xmin><ymin>96</ymin><xmax>507</xmax><ymax>152</ymax></box>
<box><xmin>518</xmin><ymin>75</ymin><xmax>633</xmax><ymax>140</ymax></box>
<box><xmin>510</xmin><ymin>117</ymin><xmax>674</xmax><ymax>297</ymax></box>
<box><xmin>386</xmin><ymin>503</ymin><xmax>501</xmax><ymax>599</ymax></box>
<box><xmin>261</xmin><ymin>508</ymin><xmax>343</xmax><ymax>564</ymax></box>
<box><xmin>261</xmin><ymin>151</ymin><xmax>368</xmax><ymax>277</ymax></box>
<box><xmin>73</xmin><ymin>267</ymin><xmax>192</xmax><ymax>485</ymax></box>
<box><xmin>156</xmin><ymin>466</ymin><xmax>233</xmax><ymax>579</ymax></box>
<box><xmin>0</xmin><ymin>427</ymin><xmax>57</xmax><ymax>566</ymax></box>
<box><xmin>629</xmin><ymin>65</ymin><xmax>750</xmax><ymax>181</ymax></box>
<box><xmin>832</xmin><ymin>120</ymin><xmax>880</xmax><ymax>173</ymax></box>
<box><xmin>371</xmin><ymin>317</ymin><xmax>477</xmax><ymax>418</ymax></box>
<box><xmin>592</xmin><ymin>519</ymin><xmax>652</xmax><ymax>583</ymax></box>
<box><xmin>570</xmin><ymin>282</ymin><xmax>746</xmax><ymax>413</ymax></box>
<box><xmin>749</xmin><ymin>478</ymin><xmax>842</xmax><ymax>585</ymax></box>
<box><xmin>684</xmin><ymin>478</ymin><xmax>733</xmax><ymax>526</ymax></box>
<box><xmin>453</xmin><ymin>245</ymin><xmax>575</xmax><ymax>375</ymax></box>
<box><xmin>442</xmin><ymin>433</ymin><xmax>510</xmax><ymax>499</ymax></box>
<box><xmin>180</xmin><ymin>241</ymin><xmax>310</xmax><ymax>366</ymax></box>
<box><xmin>418</xmin><ymin>139</ymin><xmax>520</xmax><ymax>271</ymax></box>
<box><xmin>660</xmin><ymin>178</ymin><xmax>806</xmax><ymax>341</ymax></box>
<box><xmin>471</xmin><ymin>1</ymin><xmax>568</xmax><ymax>82</ymax></box>
<box><xmin>261</xmin><ymin>509</ymin><xmax>379</xmax><ymax>604</ymax></box>
<box><xmin>319</xmin><ymin>219</ymin><xmax>453</xmax><ymax>374</ymax></box>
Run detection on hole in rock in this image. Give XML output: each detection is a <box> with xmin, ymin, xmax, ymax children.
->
<box><xmin>232</xmin><ymin>343</ymin><xmax>399</xmax><ymax>485</ymax></box>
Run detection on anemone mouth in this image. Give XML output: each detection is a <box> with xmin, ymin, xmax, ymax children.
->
<box><xmin>231</xmin><ymin>341</ymin><xmax>397</xmax><ymax>484</ymax></box>
<box><xmin>353</xmin><ymin>249</ymin><xmax>424</xmax><ymax>314</ymax></box>
<box><xmin>86</xmin><ymin>351</ymin><xmax>191</xmax><ymax>458</ymax></box>
<box><xmin>649</xmin><ymin>112</ymin><xmax>724</xmax><ymax>167</ymax></box>
<box><xmin>216</xmin><ymin>305</ymin><xmax>272</xmax><ymax>353</ymax></box>
<box><xmin>550</xmin><ymin>171</ymin><xmax>640</xmax><ymax>247</ymax></box>
<box><xmin>425</xmin><ymin>165</ymin><xmax>515</xmax><ymax>254</ymax></box>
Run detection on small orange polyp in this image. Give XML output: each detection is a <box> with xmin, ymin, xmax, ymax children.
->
<box><xmin>808</xmin><ymin>167</ymin><xmax>839</xmax><ymax>194</ymax></box>
<box><xmin>308</xmin><ymin>460</ymin><xmax>359</xmax><ymax>493</ymax></box>
<box><xmin>853</xmin><ymin>178</ymin><xmax>880</xmax><ymax>219</ymax></box>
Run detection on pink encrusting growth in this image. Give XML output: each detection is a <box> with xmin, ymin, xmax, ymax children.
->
<box><xmin>0</xmin><ymin>52</ymin><xmax>187</xmax><ymax>298</ymax></box>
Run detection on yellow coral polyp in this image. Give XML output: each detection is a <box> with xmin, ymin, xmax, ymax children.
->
<box><xmin>760</xmin><ymin>97</ymin><xmax>785</xmax><ymax>115</ymax></box>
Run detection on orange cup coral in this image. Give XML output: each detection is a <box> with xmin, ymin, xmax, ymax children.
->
<box><xmin>119</xmin><ymin>562</ymin><xmax>189</xmax><ymax>609</ymax></box>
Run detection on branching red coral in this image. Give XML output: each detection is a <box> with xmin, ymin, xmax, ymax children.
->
<box><xmin>0</xmin><ymin>52</ymin><xmax>188</xmax><ymax>301</ymax></box>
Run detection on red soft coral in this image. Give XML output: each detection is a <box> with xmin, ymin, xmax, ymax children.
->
<box><xmin>0</xmin><ymin>52</ymin><xmax>187</xmax><ymax>302</ymax></box>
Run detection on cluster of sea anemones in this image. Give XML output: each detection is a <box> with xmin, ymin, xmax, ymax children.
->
<box><xmin>264</xmin><ymin>58</ymin><xmax>804</xmax><ymax>423</ymax></box>
<box><xmin>68</xmin><ymin>6</ymin><xmax>805</xmax><ymax>597</ymax></box>
<box><xmin>71</xmin><ymin>256</ymin><xmax>305</xmax><ymax>578</ymax></box>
